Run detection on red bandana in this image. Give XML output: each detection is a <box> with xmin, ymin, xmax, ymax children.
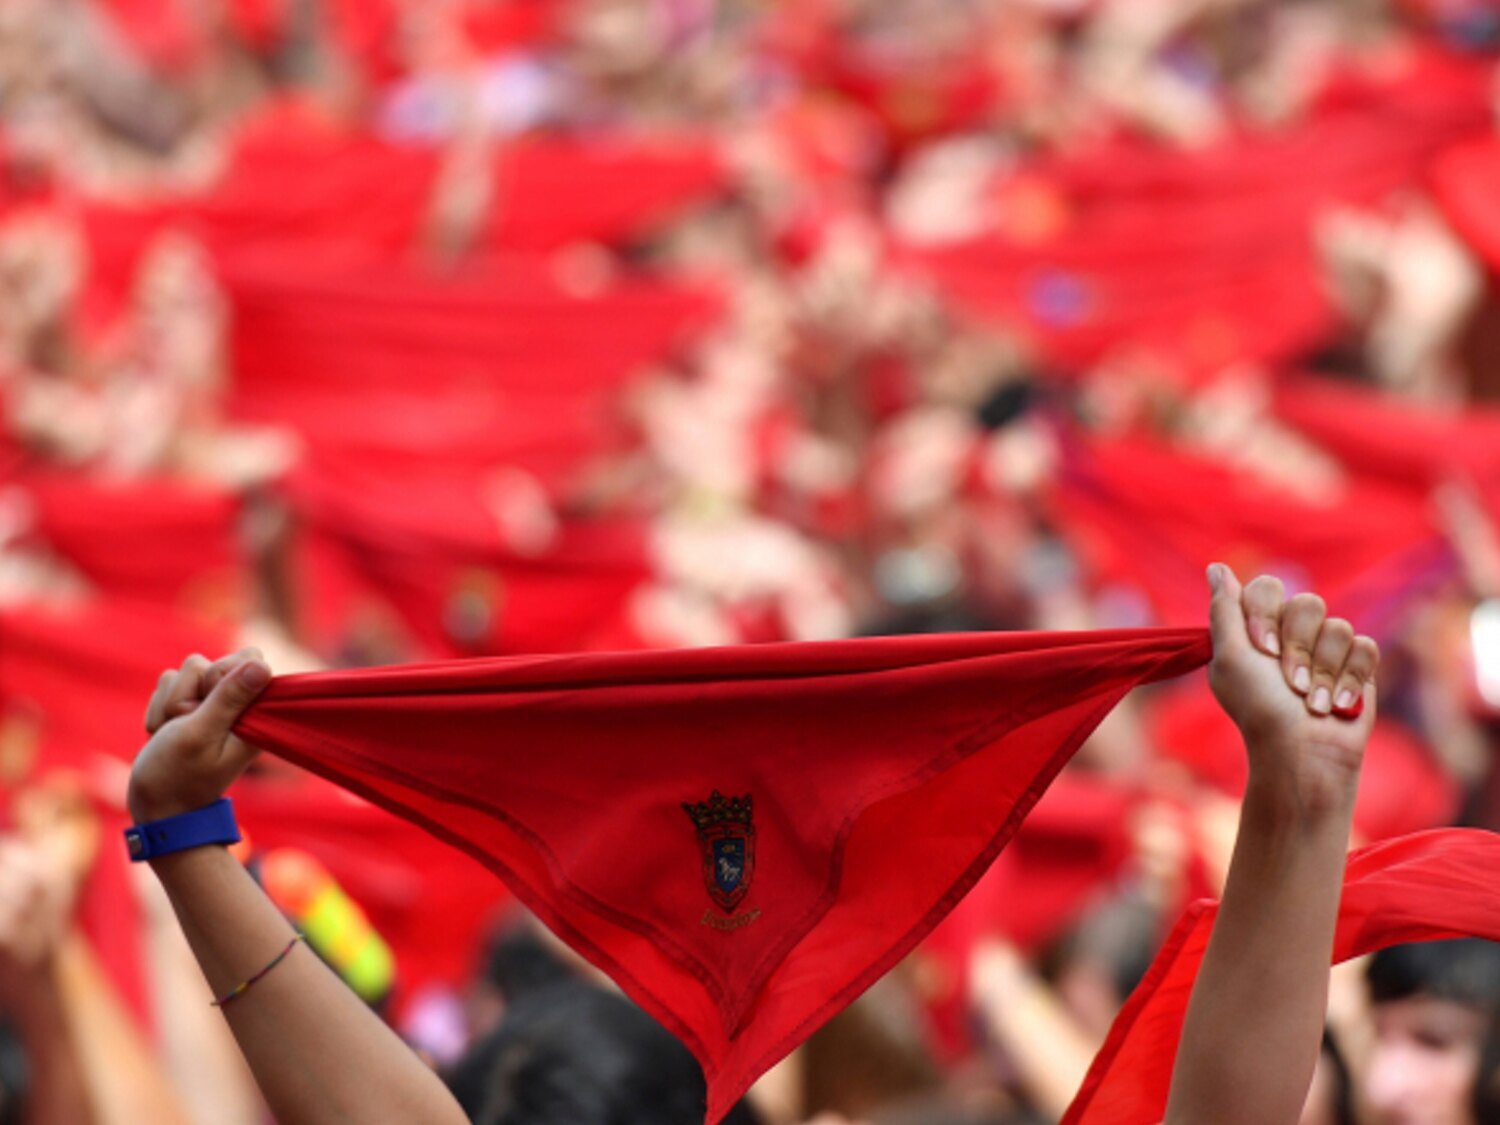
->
<box><xmin>235</xmin><ymin>628</ymin><xmax>1209</xmax><ymax>1122</ymax></box>
<box><xmin>1064</xmin><ymin>828</ymin><xmax>1500</xmax><ymax>1124</ymax></box>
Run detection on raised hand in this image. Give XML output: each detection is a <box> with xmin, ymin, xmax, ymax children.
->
<box><xmin>1166</xmin><ymin>566</ymin><xmax>1384</xmax><ymax>1125</ymax></box>
<box><xmin>1206</xmin><ymin>564</ymin><xmax>1380</xmax><ymax>817</ymax></box>
<box><xmin>129</xmin><ymin>648</ymin><xmax>271</xmax><ymax>824</ymax></box>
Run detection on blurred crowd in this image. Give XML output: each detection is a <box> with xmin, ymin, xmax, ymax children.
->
<box><xmin>2</xmin><ymin>0</ymin><xmax>1500</xmax><ymax>1122</ymax></box>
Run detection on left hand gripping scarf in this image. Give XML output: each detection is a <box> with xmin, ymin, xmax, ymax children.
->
<box><xmin>234</xmin><ymin>627</ymin><xmax>1210</xmax><ymax>1122</ymax></box>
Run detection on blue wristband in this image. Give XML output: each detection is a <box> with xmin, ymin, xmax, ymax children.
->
<box><xmin>125</xmin><ymin>798</ymin><xmax>241</xmax><ymax>862</ymax></box>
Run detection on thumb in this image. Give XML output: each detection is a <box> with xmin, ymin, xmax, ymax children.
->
<box><xmin>1206</xmin><ymin>563</ymin><xmax>1248</xmax><ymax>661</ymax></box>
<box><xmin>185</xmin><ymin>658</ymin><xmax>271</xmax><ymax>740</ymax></box>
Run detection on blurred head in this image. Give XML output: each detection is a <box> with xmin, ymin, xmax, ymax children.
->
<box><xmin>1364</xmin><ymin>940</ymin><xmax>1500</xmax><ymax>1125</ymax></box>
<box><xmin>1473</xmin><ymin>1004</ymin><xmax>1500</xmax><ymax>1124</ymax></box>
<box><xmin>445</xmin><ymin>979</ymin><xmax>761</xmax><ymax>1125</ymax></box>
<box><xmin>464</xmin><ymin>918</ymin><xmax>578</xmax><ymax>1041</ymax></box>
<box><xmin>871</xmin><ymin>1103</ymin><xmax>1030</xmax><ymax>1125</ymax></box>
<box><xmin>0</xmin><ymin>1023</ymin><xmax>23</xmax><ymax>1125</ymax></box>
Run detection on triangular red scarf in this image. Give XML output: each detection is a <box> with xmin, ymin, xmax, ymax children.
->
<box><xmin>235</xmin><ymin>628</ymin><xmax>1210</xmax><ymax>1122</ymax></box>
<box><xmin>1064</xmin><ymin>828</ymin><xmax>1500</xmax><ymax>1124</ymax></box>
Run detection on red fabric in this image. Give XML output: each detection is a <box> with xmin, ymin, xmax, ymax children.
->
<box><xmin>1148</xmin><ymin>679</ymin><xmax>1459</xmax><ymax>843</ymax></box>
<box><xmin>822</xmin><ymin>47</ymin><xmax>1002</xmax><ymax>150</ymax></box>
<box><xmin>0</xmin><ymin>601</ymin><xmax>228</xmax><ymax>785</ymax></box>
<box><xmin>3</xmin><ymin>470</ymin><xmax>246</xmax><ymax>626</ymax></box>
<box><xmin>223</xmin><ymin>0</ymin><xmax>292</xmax><ymax>52</ymax></box>
<box><xmin>94</xmin><ymin>0</ymin><xmax>207</xmax><ymax>72</ymax></box>
<box><xmin>1431</xmin><ymin>136</ymin><xmax>1500</xmax><ymax>273</ymax></box>
<box><xmin>0</xmin><ymin>597</ymin><xmax>498</xmax><ymax>1025</ymax></box>
<box><xmin>72</xmin><ymin>106</ymin><xmax>727</xmax><ymax>290</ymax></box>
<box><xmin>221</xmin><ymin>252</ymin><xmax>719</xmax><ymax>473</ymax></box>
<box><xmin>324</xmin><ymin>0</ymin><xmax>401</xmax><ymax>84</ymax></box>
<box><xmin>905</xmin><ymin>221</ymin><xmax>1329</xmax><ymax>381</ymax></box>
<box><xmin>482</xmin><ymin>137</ymin><xmax>729</xmax><ymax>252</ymax></box>
<box><xmin>285</xmin><ymin>453</ymin><xmax>652</xmax><ymax>659</ymax></box>
<box><xmin>233</xmin><ymin>774</ymin><xmax>509</xmax><ymax>1019</ymax></box>
<box><xmin>0</xmin><ymin>601</ymin><xmax>231</xmax><ymax>1026</ymax></box>
<box><xmin>918</xmin><ymin>771</ymin><xmax>1139</xmax><ymax>1059</ymax></box>
<box><xmin>1048</xmin><ymin>435</ymin><xmax>1452</xmax><ymax>631</ymax></box>
<box><xmin>72</xmin><ymin>198</ymin><xmax>185</xmax><ymax>341</ymax></box>
<box><xmin>67</xmin><ymin>110</ymin><xmax>441</xmax><ymax>331</ymax></box>
<box><xmin>900</xmin><ymin>50</ymin><xmax>1490</xmax><ymax>379</ymax></box>
<box><xmin>460</xmin><ymin>2</ymin><xmax>559</xmax><ymax>54</ymax></box>
<box><xmin>1063</xmin><ymin>828</ymin><xmax>1500</xmax><ymax>1124</ymax></box>
<box><xmin>220</xmin><ymin>254</ymin><xmax>716</xmax><ymax>659</ymax></box>
<box><xmin>211</xmin><ymin>113</ymin><xmax>725</xmax><ymax>255</ymax></box>
<box><xmin>203</xmin><ymin>110</ymin><xmax>440</xmax><ymax>255</ymax></box>
<box><xmin>1273</xmin><ymin>375</ymin><xmax>1500</xmax><ymax>491</ymax></box>
<box><xmin>763</xmin><ymin>7</ymin><xmax>1004</xmax><ymax>149</ymax></box>
<box><xmin>233</xmin><ymin>627</ymin><xmax>1211</xmax><ymax>1121</ymax></box>
<box><xmin>928</xmin><ymin>771</ymin><xmax>1137</xmax><ymax>954</ymax></box>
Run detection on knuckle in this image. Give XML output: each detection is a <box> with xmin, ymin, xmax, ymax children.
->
<box><xmin>1244</xmin><ymin>576</ymin><xmax>1285</xmax><ymax>605</ymax></box>
<box><xmin>1321</xmin><ymin>617</ymin><xmax>1354</xmax><ymax>641</ymax></box>
<box><xmin>1255</xmin><ymin>585</ymin><xmax>1289</xmax><ymax>610</ymax></box>
<box><xmin>1288</xmin><ymin>592</ymin><xmax>1327</xmax><ymax>616</ymax></box>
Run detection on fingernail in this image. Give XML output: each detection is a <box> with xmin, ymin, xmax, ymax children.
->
<box><xmin>1206</xmin><ymin>564</ymin><xmax>1222</xmax><ymax>593</ymax></box>
<box><xmin>1263</xmin><ymin>631</ymin><xmax>1281</xmax><ymax>656</ymax></box>
<box><xmin>1335</xmin><ymin>688</ymin><xmax>1355</xmax><ymax>710</ymax></box>
<box><xmin>1293</xmin><ymin>665</ymin><xmax>1311</xmax><ymax>692</ymax></box>
<box><xmin>240</xmin><ymin>661</ymin><xmax>271</xmax><ymax>690</ymax></box>
<box><xmin>1310</xmin><ymin>686</ymin><xmax>1331</xmax><ymax>714</ymax></box>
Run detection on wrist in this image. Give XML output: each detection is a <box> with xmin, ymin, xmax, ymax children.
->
<box><xmin>124</xmin><ymin>798</ymin><xmax>240</xmax><ymax>863</ymax></box>
<box><xmin>144</xmin><ymin>840</ymin><xmax>238</xmax><ymax>881</ymax></box>
<box><xmin>1243</xmin><ymin>746</ymin><xmax>1360</xmax><ymax>830</ymax></box>
<box><xmin>127</xmin><ymin>785</ymin><xmax>184</xmax><ymax>826</ymax></box>
<box><xmin>127</xmin><ymin>774</ymin><xmax>226</xmax><ymax>826</ymax></box>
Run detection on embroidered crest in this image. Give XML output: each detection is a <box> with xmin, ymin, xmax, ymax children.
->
<box><xmin>682</xmin><ymin>790</ymin><xmax>755</xmax><ymax>913</ymax></box>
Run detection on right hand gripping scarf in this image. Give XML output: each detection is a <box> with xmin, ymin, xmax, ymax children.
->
<box><xmin>235</xmin><ymin>627</ymin><xmax>1210</xmax><ymax>1122</ymax></box>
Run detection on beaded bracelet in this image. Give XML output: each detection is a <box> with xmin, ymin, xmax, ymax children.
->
<box><xmin>212</xmin><ymin>934</ymin><xmax>304</xmax><ymax>1008</ymax></box>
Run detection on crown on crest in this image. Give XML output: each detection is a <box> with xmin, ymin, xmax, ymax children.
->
<box><xmin>682</xmin><ymin>790</ymin><xmax>753</xmax><ymax>832</ymax></box>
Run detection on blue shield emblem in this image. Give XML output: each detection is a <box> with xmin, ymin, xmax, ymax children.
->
<box><xmin>713</xmin><ymin>837</ymin><xmax>746</xmax><ymax>896</ymax></box>
<box><xmin>682</xmin><ymin>791</ymin><xmax>756</xmax><ymax>914</ymax></box>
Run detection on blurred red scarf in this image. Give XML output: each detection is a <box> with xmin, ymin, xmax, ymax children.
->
<box><xmin>236</xmin><ymin>627</ymin><xmax>1210</xmax><ymax>1122</ymax></box>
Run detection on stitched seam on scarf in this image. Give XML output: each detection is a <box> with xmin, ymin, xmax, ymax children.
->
<box><xmin>254</xmin><ymin>629</ymin><xmax>1209</xmax><ymax>701</ymax></box>
<box><xmin>239</xmin><ymin>632</ymin><xmax>1207</xmax><ymax>1032</ymax></box>
<box><xmin>238</xmin><ymin>713</ymin><xmax>721</xmax><ymax>1067</ymax></box>
<box><xmin>719</xmin><ymin>635</ymin><xmax>1210</xmax><ymax>1034</ymax></box>
<box><xmin>710</xmin><ymin>638</ymin><xmax>1209</xmax><ymax>1114</ymax></box>
<box><xmin>1057</xmin><ymin>899</ymin><xmax>1208</xmax><ymax>1124</ymax></box>
<box><xmin>239</xmin><ymin>711</ymin><xmax>734</xmax><ymax>1015</ymax></box>
<box><xmin>241</xmin><ymin>630</ymin><xmax>1209</xmax><ymax>1107</ymax></box>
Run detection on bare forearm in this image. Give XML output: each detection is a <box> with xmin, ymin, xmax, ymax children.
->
<box><xmin>12</xmin><ymin>965</ymin><xmax>97</xmax><ymax>1125</ymax></box>
<box><xmin>148</xmin><ymin>847</ymin><xmax>467</xmax><ymax>1125</ymax></box>
<box><xmin>971</xmin><ymin>946</ymin><xmax>1096</xmax><ymax>1120</ymax></box>
<box><xmin>1164</xmin><ymin>745</ymin><xmax>1357</xmax><ymax>1125</ymax></box>
<box><xmin>50</xmin><ymin>933</ymin><xmax>192</xmax><ymax>1125</ymax></box>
